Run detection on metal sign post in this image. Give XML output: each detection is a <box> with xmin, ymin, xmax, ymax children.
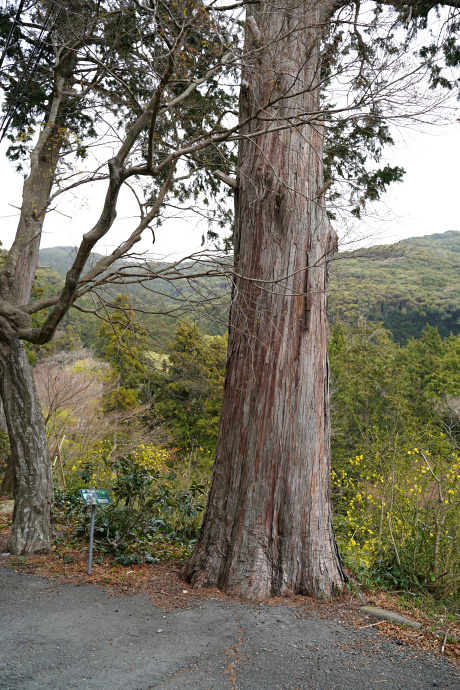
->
<box><xmin>88</xmin><ymin>504</ymin><xmax>96</xmax><ymax>574</ymax></box>
<box><xmin>80</xmin><ymin>489</ymin><xmax>112</xmax><ymax>575</ymax></box>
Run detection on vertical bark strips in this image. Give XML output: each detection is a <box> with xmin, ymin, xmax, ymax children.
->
<box><xmin>0</xmin><ymin>318</ymin><xmax>52</xmax><ymax>554</ymax></box>
<box><xmin>183</xmin><ymin>0</ymin><xmax>347</xmax><ymax>598</ymax></box>
<box><xmin>12</xmin><ymin>120</ymin><xmax>65</xmax><ymax>306</ymax></box>
<box><xmin>0</xmin><ymin>53</ymin><xmax>77</xmax><ymax>553</ymax></box>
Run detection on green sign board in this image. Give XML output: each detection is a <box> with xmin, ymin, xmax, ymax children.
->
<box><xmin>80</xmin><ymin>489</ymin><xmax>112</xmax><ymax>506</ymax></box>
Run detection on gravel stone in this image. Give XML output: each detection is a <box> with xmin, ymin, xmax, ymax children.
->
<box><xmin>0</xmin><ymin>566</ymin><xmax>459</xmax><ymax>689</ymax></box>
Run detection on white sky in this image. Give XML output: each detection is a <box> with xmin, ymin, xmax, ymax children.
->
<box><xmin>345</xmin><ymin>120</ymin><xmax>460</xmax><ymax>249</ymax></box>
<box><xmin>1</xmin><ymin>118</ymin><xmax>459</xmax><ymax>258</ymax></box>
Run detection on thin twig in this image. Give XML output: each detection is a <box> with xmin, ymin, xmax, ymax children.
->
<box><xmin>441</xmin><ymin>629</ymin><xmax>449</xmax><ymax>653</ymax></box>
<box><xmin>358</xmin><ymin>621</ymin><xmax>385</xmax><ymax>629</ymax></box>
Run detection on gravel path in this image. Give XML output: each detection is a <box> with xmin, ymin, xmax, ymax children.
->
<box><xmin>0</xmin><ymin>565</ymin><xmax>458</xmax><ymax>689</ymax></box>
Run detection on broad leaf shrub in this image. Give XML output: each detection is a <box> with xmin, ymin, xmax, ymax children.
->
<box><xmin>68</xmin><ymin>452</ymin><xmax>206</xmax><ymax>565</ymax></box>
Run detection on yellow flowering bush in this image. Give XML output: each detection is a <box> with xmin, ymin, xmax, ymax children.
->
<box><xmin>333</xmin><ymin>429</ymin><xmax>460</xmax><ymax>597</ymax></box>
<box><xmin>66</xmin><ymin>440</ymin><xmax>172</xmax><ymax>488</ymax></box>
<box><xmin>132</xmin><ymin>444</ymin><xmax>172</xmax><ymax>473</ymax></box>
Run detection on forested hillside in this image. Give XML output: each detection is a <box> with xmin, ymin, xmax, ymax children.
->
<box><xmin>329</xmin><ymin>231</ymin><xmax>460</xmax><ymax>342</ymax></box>
<box><xmin>38</xmin><ymin>230</ymin><xmax>460</xmax><ymax>348</ymax></box>
<box><xmin>3</xmin><ymin>232</ymin><xmax>460</xmax><ymax>605</ymax></box>
<box><xmin>36</xmin><ymin>248</ymin><xmax>230</xmax><ymax>351</ymax></box>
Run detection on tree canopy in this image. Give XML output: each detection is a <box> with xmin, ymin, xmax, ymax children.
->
<box><xmin>1</xmin><ymin>0</ymin><xmax>460</xmax><ymax>596</ymax></box>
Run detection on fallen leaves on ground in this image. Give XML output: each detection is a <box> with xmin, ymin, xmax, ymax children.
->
<box><xmin>1</xmin><ymin>520</ymin><xmax>458</xmax><ymax>663</ymax></box>
<box><xmin>0</xmin><ymin>524</ymin><xmax>224</xmax><ymax>610</ymax></box>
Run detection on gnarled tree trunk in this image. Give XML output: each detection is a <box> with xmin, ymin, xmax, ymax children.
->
<box><xmin>0</xmin><ymin>456</ymin><xmax>13</xmax><ymax>495</ymax></box>
<box><xmin>0</xmin><ymin>317</ymin><xmax>52</xmax><ymax>553</ymax></box>
<box><xmin>0</xmin><ymin>53</ymin><xmax>76</xmax><ymax>552</ymax></box>
<box><xmin>183</xmin><ymin>0</ymin><xmax>347</xmax><ymax>598</ymax></box>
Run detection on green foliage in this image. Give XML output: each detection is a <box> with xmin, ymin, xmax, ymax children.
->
<box><xmin>57</xmin><ymin>325</ymin><xmax>83</xmax><ymax>353</ymax></box>
<box><xmin>330</xmin><ymin>322</ymin><xmax>460</xmax><ymax>601</ymax></box>
<box><xmin>74</xmin><ymin>454</ymin><xmax>206</xmax><ymax>564</ymax></box>
<box><xmin>323</xmin><ymin>114</ymin><xmax>405</xmax><ymax>220</ymax></box>
<box><xmin>154</xmin><ymin>322</ymin><xmax>226</xmax><ymax>454</ymax></box>
<box><xmin>1</xmin><ymin>0</ymin><xmax>238</xmax><ymax>232</ymax></box>
<box><xmin>330</xmin><ymin>319</ymin><xmax>409</xmax><ymax>462</ymax></box>
<box><xmin>93</xmin><ymin>294</ymin><xmax>151</xmax><ymax>412</ymax></box>
<box><xmin>103</xmin><ymin>387</ymin><xmax>138</xmax><ymax>413</ymax></box>
<box><xmin>53</xmin><ymin>487</ymin><xmax>83</xmax><ymax>515</ymax></box>
<box><xmin>95</xmin><ymin>295</ymin><xmax>147</xmax><ymax>383</ymax></box>
<box><xmin>403</xmin><ymin>326</ymin><xmax>460</xmax><ymax>400</ymax></box>
<box><xmin>0</xmin><ymin>2</ymin><xmax>99</xmax><ymax>169</ymax></box>
<box><xmin>329</xmin><ymin>231</ymin><xmax>460</xmax><ymax>343</ymax></box>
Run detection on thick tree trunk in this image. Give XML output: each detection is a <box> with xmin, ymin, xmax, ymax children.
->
<box><xmin>12</xmin><ymin>120</ymin><xmax>66</xmax><ymax>305</ymax></box>
<box><xmin>0</xmin><ymin>456</ymin><xmax>14</xmax><ymax>495</ymax></box>
<box><xmin>0</xmin><ymin>318</ymin><xmax>52</xmax><ymax>553</ymax></box>
<box><xmin>0</xmin><ymin>130</ymin><xmax>61</xmax><ymax>550</ymax></box>
<box><xmin>0</xmin><ymin>54</ymin><xmax>77</xmax><ymax>551</ymax></box>
<box><xmin>183</xmin><ymin>1</ymin><xmax>347</xmax><ymax>598</ymax></box>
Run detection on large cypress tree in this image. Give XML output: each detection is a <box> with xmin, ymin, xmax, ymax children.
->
<box><xmin>0</xmin><ymin>0</ymin><xmax>458</xmax><ymax>598</ymax></box>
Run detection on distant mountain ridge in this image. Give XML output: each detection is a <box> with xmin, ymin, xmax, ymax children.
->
<box><xmin>38</xmin><ymin>246</ymin><xmax>118</xmax><ymax>279</ymax></box>
<box><xmin>329</xmin><ymin>230</ymin><xmax>460</xmax><ymax>342</ymax></box>
<box><xmin>38</xmin><ymin>230</ymin><xmax>460</xmax><ymax>344</ymax></box>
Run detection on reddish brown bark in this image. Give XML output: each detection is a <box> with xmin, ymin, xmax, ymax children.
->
<box><xmin>183</xmin><ymin>0</ymin><xmax>347</xmax><ymax>598</ymax></box>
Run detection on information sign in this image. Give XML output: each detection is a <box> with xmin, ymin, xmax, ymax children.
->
<box><xmin>79</xmin><ymin>489</ymin><xmax>111</xmax><ymax>575</ymax></box>
<box><xmin>80</xmin><ymin>489</ymin><xmax>112</xmax><ymax>506</ymax></box>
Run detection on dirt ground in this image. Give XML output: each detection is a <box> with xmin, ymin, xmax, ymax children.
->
<box><xmin>1</xmin><ymin>513</ymin><xmax>460</xmax><ymax>689</ymax></box>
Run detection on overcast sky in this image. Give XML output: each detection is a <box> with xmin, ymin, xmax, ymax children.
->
<box><xmin>1</xmin><ymin>117</ymin><xmax>459</xmax><ymax>259</ymax></box>
<box><xmin>349</xmin><ymin>120</ymin><xmax>460</xmax><ymax>249</ymax></box>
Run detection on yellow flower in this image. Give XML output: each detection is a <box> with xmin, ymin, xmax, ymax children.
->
<box><xmin>72</xmin><ymin>466</ymin><xmax>76</xmax><ymax>471</ymax></box>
